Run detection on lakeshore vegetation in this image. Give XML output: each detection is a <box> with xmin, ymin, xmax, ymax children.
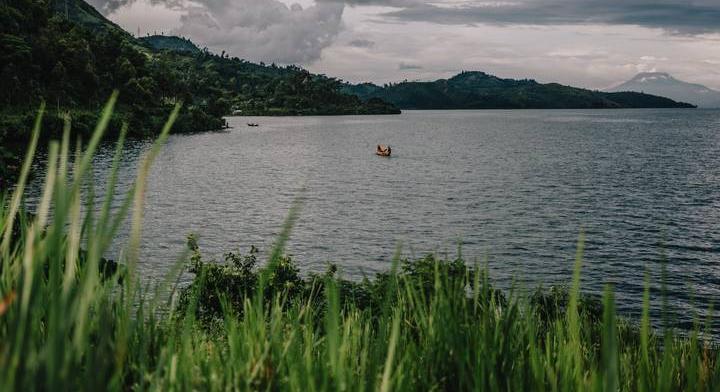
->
<box><xmin>0</xmin><ymin>99</ymin><xmax>718</xmax><ymax>391</ymax></box>
<box><xmin>0</xmin><ymin>0</ymin><xmax>399</xmax><ymax>185</ymax></box>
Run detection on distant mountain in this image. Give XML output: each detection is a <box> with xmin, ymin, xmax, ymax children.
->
<box><xmin>608</xmin><ymin>72</ymin><xmax>720</xmax><ymax>108</ymax></box>
<box><xmin>345</xmin><ymin>71</ymin><xmax>695</xmax><ymax>109</ymax></box>
<box><xmin>139</xmin><ymin>35</ymin><xmax>201</xmax><ymax>54</ymax></box>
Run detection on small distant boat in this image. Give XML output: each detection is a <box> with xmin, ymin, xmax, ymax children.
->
<box><xmin>376</xmin><ymin>144</ymin><xmax>391</xmax><ymax>157</ymax></box>
<box><xmin>247</xmin><ymin>123</ymin><xmax>259</xmax><ymax>127</ymax></box>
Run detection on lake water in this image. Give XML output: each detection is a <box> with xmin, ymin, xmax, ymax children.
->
<box><xmin>27</xmin><ymin>109</ymin><xmax>720</xmax><ymax>330</ymax></box>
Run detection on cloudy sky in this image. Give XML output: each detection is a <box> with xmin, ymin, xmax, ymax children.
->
<box><xmin>94</xmin><ymin>0</ymin><xmax>720</xmax><ymax>89</ymax></box>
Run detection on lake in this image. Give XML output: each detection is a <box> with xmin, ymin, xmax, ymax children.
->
<box><xmin>27</xmin><ymin>109</ymin><xmax>720</xmax><ymax>330</ymax></box>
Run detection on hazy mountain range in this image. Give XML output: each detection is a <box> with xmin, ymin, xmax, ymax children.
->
<box><xmin>345</xmin><ymin>71</ymin><xmax>695</xmax><ymax>110</ymax></box>
<box><xmin>608</xmin><ymin>72</ymin><xmax>720</xmax><ymax>108</ymax></box>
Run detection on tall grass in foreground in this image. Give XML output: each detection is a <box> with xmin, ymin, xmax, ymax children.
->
<box><xmin>0</xmin><ymin>101</ymin><xmax>719</xmax><ymax>391</ymax></box>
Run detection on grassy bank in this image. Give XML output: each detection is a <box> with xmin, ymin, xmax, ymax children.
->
<box><xmin>0</xmin><ymin>101</ymin><xmax>718</xmax><ymax>391</ymax></box>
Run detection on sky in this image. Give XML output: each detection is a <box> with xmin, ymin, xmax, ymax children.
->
<box><xmin>92</xmin><ymin>0</ymin><xmax>720</xmax><ymax>90</ymax></box>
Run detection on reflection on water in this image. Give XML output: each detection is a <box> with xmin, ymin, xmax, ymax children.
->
<box><xmin>26</xmin><ymin>108</ymin><xmax>720</xmax><ymax>331</ymax></box>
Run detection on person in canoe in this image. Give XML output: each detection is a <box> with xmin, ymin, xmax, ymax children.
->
<box><xmin>376</xmin><ymin>144</ymin><xmax>391</xmax><ymax>157</ymax></box>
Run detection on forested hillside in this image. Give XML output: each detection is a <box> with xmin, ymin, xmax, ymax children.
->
<box><xmin>345</xmin><ymin>71</ymin><xmax>696</xmax><ymax>109</ymax></box>
<box><xmin>0</xmin><ymin>0</ymin><xmax>398</xmax><ymax>185</ymax></box>
<box><xmin>139</xmin><ymin>35</ymin><xmax>201</xmax><ymax>54</ymax></box>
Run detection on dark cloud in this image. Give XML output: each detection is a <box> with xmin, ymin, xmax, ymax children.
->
<box><xmin>172</xmin><ymin>0</ymin><xmax>345</xmax><ymax>64</ymax></box>
<box><xmin>348</xmin><ymin>39</ymin><xmax>375</xmax><ymax>48</ymax></box>
<box><xmin>90</xmin><ymin>0</ymin><xmax>720</xmax><ymax>78</ymax></box>
<box><xmin>398</xmin><ymin>62</ymin><xmax>422</xmax><ymax>70</ymax></box>
<box><xmin>319</xmin><ymin>0</ymin><xmax>417</xmax><ymax>6</ymax></box>
<box><xmin>377</xmin><ymin>0</ymin><xmax>720</xmax><ymax>34</ymax></box>
<box><xmin>88</xmin><ymin>0</ymin><xmax>185</xmax><ymax>13</ymax></box>
<box><xmin>86</xmin><ymin>0</ymin><xmax>130</xmax><ymax>12</ymax></box>
<box><xmin>91</xmin><ymin>0</ymin><xmax>346</xmax><ymax>64</ymax></box>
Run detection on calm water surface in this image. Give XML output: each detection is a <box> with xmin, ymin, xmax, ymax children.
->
<box><xmin>28</xmin><ymin>109</ymin><xmax>720</xmax><ymax>329</ymax></box>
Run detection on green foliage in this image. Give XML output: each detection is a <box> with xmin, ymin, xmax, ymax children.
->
<box><xmin>139</xmin><ymin>35</ymin><xmax>200</xmax><ymax>54</ymax></box>
<box><xmin>0</xmin><ymin>2</ymin><xmax>225</xmax><ymax>136</ymax></box>
<box><xmin>346</xmin><ymin>71</ymin><xmax>697</xmax><ymax>109</ymax></box>
<box><xmin>1</xmin><ymin>103</ymin><xmax>718</xmax><ymax>391</ymax></box>
<box><xmin>0</xmin><ymin>0</ymin><xmax>398</xmax><ymax>143</ymax></box>
<box><xmin>0</xmin><ymin>0</ymin><xmax>398</xmax><ymax>185</ymax></box>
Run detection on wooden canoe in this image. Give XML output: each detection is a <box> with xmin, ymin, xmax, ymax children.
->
<box><xmin>376</xmin><ymin>144</ymin><xmax>391</xmax><ymax>157</ymax></box>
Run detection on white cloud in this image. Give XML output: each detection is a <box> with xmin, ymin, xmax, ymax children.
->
<box><xmin>640</xmin><ymin>56</ymin><xmax>669</xmax><ymax>61</ymax></box>
<box><xmin>309</xmin><ymin>10</ymin><xmax>720</xmax><ymax>90</ymax></box>
<box><xmin>101</xmin><ymin>0</ymin><xmax>720</xmax><ymax>89</ymax></box>
<box><xmin>173</xmin><ymin>0</ymin><xmax>345</xmax><ymax>64</ymax></box>
<box><xmin>108</xmin><ymin>0</ymin><xmax>184</xmax><ymax>35</ymax></box>
<box><xmin>547</xmin><ymin>49</ymin><xmax>610</xmax><ymax>60</ymax></box>
<box><xmin>107</xmin><ymin>0</ymin><xmax>345</xmax><ymax>64</ymax></box>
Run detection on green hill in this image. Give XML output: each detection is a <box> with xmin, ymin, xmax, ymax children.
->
<box><xmin>0</xmin><ymin>0</ymin><xmax>399</xmax><ymax>136</ymax></box>
<box><xmin>0</xmin><ymin>0</ymin><xmax>398</xmax><ymax>185</ymax></box>
<box><xmin>345</xmin><ymin>71</ymin><xmax>695</xmax><ymax>109</ymax></box>
<box><xmin>139</xmin><ymin>35</ymin><xmax>201</xmax><ymax>54</ymax></box>
<box><xmin>49</xmin><ymin>0</ymin><xmax>128</xmax><ymax>35</ymax></box>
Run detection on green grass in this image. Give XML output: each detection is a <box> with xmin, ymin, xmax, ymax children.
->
<box><xmin>0</xmin><ymin>101</ymin><xmax>718</xmax><ymax>391</ymax></box>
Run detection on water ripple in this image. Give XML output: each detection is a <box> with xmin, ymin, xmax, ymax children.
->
<box><xmin>24</xmin><ymin>108</ymin><xmax>720</xmax><ymax>332</ymax></box>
